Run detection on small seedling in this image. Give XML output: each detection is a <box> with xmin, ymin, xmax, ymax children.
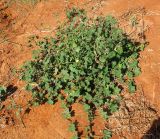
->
<box><xmin>130</xmin><ymin>15</ymin><xmax>138</xmax><ymax>27</ymax></box>
<box><xmin>0</xmin><ymin>86</ymin><xmax>6</xmax><ymax>102</ymax></box>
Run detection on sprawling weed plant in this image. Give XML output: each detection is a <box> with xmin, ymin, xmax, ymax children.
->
<box><xmin>20</xmin><ymin>8</ymin><xmax>145</xmax><ymax>138</ymax></box>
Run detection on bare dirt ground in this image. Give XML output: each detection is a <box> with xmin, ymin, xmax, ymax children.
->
<box><xmin>0</xmin><ymin>0</ymin><xmax>160</xmax><ymax>139</ymax></box>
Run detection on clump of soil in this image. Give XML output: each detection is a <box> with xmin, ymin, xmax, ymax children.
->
<box><xmin>0</xmin><ymin>110</ymin><xmax>15</xmax><ymax>128</ymax></box>
<box><xmin>108</xmin><ymin>90</ymin><xmax>160</xmax><ymax>139</ymax></box>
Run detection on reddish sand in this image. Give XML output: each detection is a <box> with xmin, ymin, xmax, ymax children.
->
<box><xmin>0</xmin><ymin>0</ymin><xmax>160</xmax><ymax>138</ymax></box>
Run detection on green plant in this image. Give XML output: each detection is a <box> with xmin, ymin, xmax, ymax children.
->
<box><xmin>20</xmin><ymin>8</ymin><xmax>145</xmax><ymax>138</ymax></box>
<box><xmin>130</xmin><ymin>16</ymin><xmax>138</xmax><ymax>27</ymax></box>
<box><xmin>0</xmin><ymin>86</ymin><xmax>6</xmax><ymax>102</ymax></box>
<box><xmin>7</xmin><ymin>97</ymin><xmax>25</xmax><ymax>127</ymax></box>
<box><xmin>103</xmin><ymin>130</ymin><xmax>112</xmax><ymax>139</ymax></box>
<box><xmin>0</xmin><ymin>86</ymin><xmax>7</xmax><ymax>110</ymax></box>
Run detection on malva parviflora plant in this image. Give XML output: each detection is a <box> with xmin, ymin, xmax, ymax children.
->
<box><xmin>20</xmin><ymin>8</ymin><xmax>145</xmax><ymax>139</ymax></box>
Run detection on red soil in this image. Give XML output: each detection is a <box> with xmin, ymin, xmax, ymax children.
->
<box><xmin>0</xmin><ymin>0</ymin><xmax>160</xmax><ymax>138</ymax></box>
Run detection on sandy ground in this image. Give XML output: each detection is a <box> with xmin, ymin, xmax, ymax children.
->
<box><xmin>0</xmin><ymin>0</ymin><xmax>160</xmax><ymax>138</ymax></box>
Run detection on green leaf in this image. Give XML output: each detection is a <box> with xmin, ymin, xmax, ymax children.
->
<box><xmin>133</xmin><ymin>67</ymin><xmax>141</xmax><ymax>76</ymax></box>
<box><xmin>0</xmin><ymin>86</ymin><xmax>6</xmax><ymax>95</ymax></box>
<box><xmin>71</xmin><ymin>135</ymin><xmax>78</xmax><ymax>139</ymax></box>
<box><xmin>139</xmin><ymin>44</ymin><xmax>145</xmax><ymax>51</ymax></box>
<box><xmin>47</xmin><ymin>99</ymin><xmax>54</xmax><ymax>104</ymax></box>
<box><xmin>109</xmin><ymin>102</ymin><xmax>118</xmax><ymax>113</ymax></box>
<box><xmin>62</xmin><ymin>107</ymin><xmax>72</xmax><ymax>119</ymax></box>
<box><xmin>69</xmin><ymin>123</ymin><xmax>76</xmax><ymax>132</ymax></box>
<box><xmin>0</xmin><ymin>86</ymin><xmax>6</xmax><ymax>101</ymax></box>
<box><xmin>67</xmin><ymin>96</ymin><xmax>74</xmax><ymax>103</ymax></box>
<box><xmin>99</xmin><ymin>56</ymin><xmax>106</xmax><ymax>63</ymax></box>
<box><xmin>103</xmin><ymin>130</ymin><xmax>112</xmax><ymax>139</ymax></box>
<box><xmin>84</xmin><ymin>93</ymin><xmax>92</xmax><ymax>101</ymax></box>
<box><xmin>32</xmin><ymin>50</ymin><xmax>41</xmax><ymax>59</ymax></box>
<box><xmin>103</xmin><ymin>87</ymin><xmax>111</xmax><ymax>96</ymax></box>
<box><xmin>129</xmin><ymin>61</ymin><xmax>138</xmax><ymax>69</ymax></box>
<box><xmin>100</xmin><ymin>109</ymin><xmax>109</xmax><ymax>120</ymax></box>
<box><xmin>113</xmin><ymin>69</ymin><xmax>122</xmax><ymax>78</ymax></box>
<box><xmin>75</xmin><ymin>47</ymin><xmax>80</xmax><ymax>52</ymax></box>
<box><xmin>113</xmin><ymin>87</ymin><xmax>121</xmax><ymax>95</ymax></box>
<box><xmin>128</xmin><ymin>81</ymin><xmax>136</xmax><ymax>93</ymax></box>
<box><xmin>115</xmin><ymin>45</ymin><xmax>123</xmax><ymax>54</ymax></box>
<box><xmin>105</xmin><ymin>15</ymin><xmax>117</xmax><ymax>26</ymax></box>
<box><xmin>70</xmin><ymin>89</ymin><xmax>80</xmax><ymax>97</ymax></box>
<box><xmin>25</xmin><ymin>84</ymin><xmax>33</xmax><ymax>91</ymax></box>
<box><xmin>108</xmin><ymin>51</ymin><xmax>116</xmax><ymax>59</ymax></box>
<box><xmin>83</xmin><ymin>104</ymin><xmax>90</xmax><ymax>112</ymax></box>
<box><xmin>126</xmin><ymin>71</ymin><xmax>133</xmax><ymax>79</ymax></box>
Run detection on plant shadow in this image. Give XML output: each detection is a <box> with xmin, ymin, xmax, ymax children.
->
<box><xmin>6</xmin><ymin>85</ymin><xmax>18</xmax><ymax>95</ymax></box>
<box><xmin>1</xmin><ymin>85</ymin><xmax>18</xmax><ymax>101</ymax></box>
<box><xmin>141</xmin><ymin>118</ymin><xmax>160</xmax><ymax>139</ymax></box>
